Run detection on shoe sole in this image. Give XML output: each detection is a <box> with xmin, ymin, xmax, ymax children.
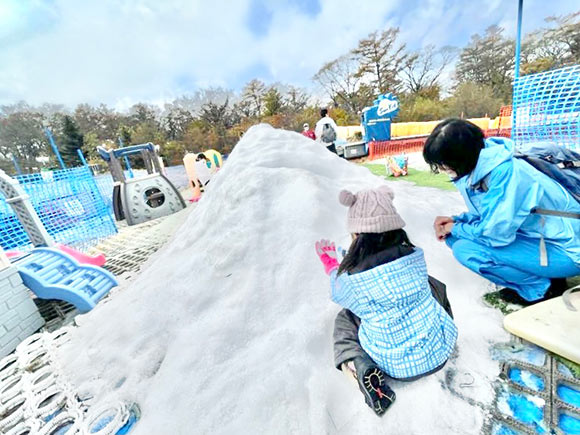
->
<box><xmin>362</xmin><ymin>367</ymin><xmax>396</xmax><ymax>416</ymax></box>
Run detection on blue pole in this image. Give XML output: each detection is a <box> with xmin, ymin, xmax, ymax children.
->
<box><xmin>76</xmin><ymin>149</ymin><xmax>88</xmax><ymax>167</ymax></box>
<box><xmin>44</xmin><ymin>127</ymin><xmax>66</xmax><ymax>169</ymax></box>
<box><xmin>514</xmin><ymin>0</ymin><xmax>524</xmax><ymax>79</ymax></box>
<box><xmin>12</xmin><ymin>156</ymin><xmax>22</xmax><ymax>176</ymax></box>
<box><xmin>118</xmin><ymin>137</ymin><xmax>134</xmax><ymax>179</ymax></box>
<box><xmin>123</xmin><ymin>156</ymin><xmax>134</xmax><ymax>179</ymax></box>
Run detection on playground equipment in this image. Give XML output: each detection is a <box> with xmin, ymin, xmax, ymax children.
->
<box><xmin>97</xmin><ymin>143</ymin><xmax>186</xmax><ymax>225</ymax></box>
<box><xmin>361</xmin><ymin>93</ymin><xmax>400</xmax><ymax>143</ymax></box>
<box><xmin>6</xmin><ymin>244</ymin><xmax>106</xmax><ymax>267</ymax></box>
<box><xmin>0</xmin><ymin>328</ymin><xmax>141</xmax><ymax>433</ymax></box>
<box><xmin>183</xmin><ymin>150</ymin><xmax>223</xmax><ymax>202</ymax></box>
<box><xmin>203</xmin><ymin>149</ymin><xmax>223</xmax><ymax>170</ymax></box>
<box><xmin>504</xmin><ymin>290</ymin><xmax>580</xmax><ymax>365</ymax></box>
<box><xmin>0</xmin><ymin>167</ymin><xmax>117</xmax><ymax>252</ymax></box>
<box><xmin>13</xmin><ymin>248</ymin><xmax>117</xmax><ymax>314</ymax></box>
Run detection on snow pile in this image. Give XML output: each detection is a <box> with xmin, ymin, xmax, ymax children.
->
<box><xmin>58</xmin><ymin>124</ymin><xmax>508</xmax><ymax>434</ymax></box>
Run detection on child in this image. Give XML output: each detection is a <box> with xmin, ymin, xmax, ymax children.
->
<box><xmin>315</xmin><ymin>186</ymin><xmax>458</xmax><ymax>416</ymax></box>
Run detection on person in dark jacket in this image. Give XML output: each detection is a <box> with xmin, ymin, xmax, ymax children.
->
<box><xmin>423</xmin><ymin>119</ymin><xmax>580</xmax><ymax>305</ymax></box>
<box><xmin>315</xmin><ymin>186</ymin><xmax>457</xmax><ymax>416</ymax></box>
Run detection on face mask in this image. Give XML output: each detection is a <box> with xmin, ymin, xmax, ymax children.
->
<box><xmin>441</xmin><ymin>168</ymin><xmax>457</xmax><ymax>179</ymax></box>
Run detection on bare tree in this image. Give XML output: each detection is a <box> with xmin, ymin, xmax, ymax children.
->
<box><xmin>313</xmin><ymin>54</ymin><xmax>373</xmax><ymax>113</ymax></box>
<box><xmin>351</xmin><ymin>28</ymin><xmax>407</xmax><ymax>94</ymax></box>
<box><xmin>542</xmin><ymin>11</ymin><xmax>580</xmax><ymax>64</ymax></box>
<box><xmin>402</xmin><ymin>45</ymin><xmax>457</xmax><ymax>94</ymax></box>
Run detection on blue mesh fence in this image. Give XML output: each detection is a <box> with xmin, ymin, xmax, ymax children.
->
<box><xmin>0</xmin><ymin>166</ymin><xmax>117</xmax><ymax>252</ymax></box>
<box><xmin>512</xmin><ymin>65</ymin><xmax>580</xmax><ymax>149</ymax></box>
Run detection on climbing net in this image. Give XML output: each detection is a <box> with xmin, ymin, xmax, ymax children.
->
<box><xmin>512</xmin><ymin>65</ymin><xmax>580</xmax><ymax>150</ymax></box>
<box><xmin>0</xmin><ymin>167</ymin><xmax>116</xmax><ymax>252</ymax></box>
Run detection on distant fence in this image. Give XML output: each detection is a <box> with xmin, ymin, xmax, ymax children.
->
<box><xmin>0</xmin><ymin>166</ymin><xmax>117</xmax><ymax>252</ymax></box>
<box><xmin>368</xmin><ymin>128</ymin><xmax>512</xmax><ymax>160</ymax></box>
<box><xmin>512</xmin><ymin>65</ymin><xmax>580</xmax><ymax>149</ymax></box>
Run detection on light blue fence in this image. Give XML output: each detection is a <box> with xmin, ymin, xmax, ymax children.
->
<box><xmin>512</xmin><ymin>65</ymin><xmax>580</xmax><ymax>149</ymax></box>
<box><xmin>0</xmin><ymin>166</ymin><xmax>117</xmax><ymax>252</ymax></box>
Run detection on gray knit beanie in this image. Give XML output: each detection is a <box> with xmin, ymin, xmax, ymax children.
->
<box><xmin>339</xmin><ymin>185</ymin><xmax>406</xmax><ymax>233</ymax></box>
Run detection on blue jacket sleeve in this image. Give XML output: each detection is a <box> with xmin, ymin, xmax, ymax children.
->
<box><xmin>451</xmin><ymin>162</ymin><xmax>542</xmax><ymax>247</ymax></box>
<box><xmin>330</xmin><ymin>270</ymin><xmax>356</xmax><ymax>311</ymax></box>
<box><xmin>453</xmin><ymin>212</ymin><xmax>479</xmax><ymax>224</ymax></box>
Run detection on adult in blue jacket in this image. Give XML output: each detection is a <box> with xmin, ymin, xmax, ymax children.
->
<box><xmin>423</xmin><ymin>119</ymin><xmax>580</xmax><ymax>304</ymax></box>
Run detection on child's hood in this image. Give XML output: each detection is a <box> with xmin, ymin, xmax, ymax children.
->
<box><xmin>336</xmin><ymin>248</ymin><xmax>430</xmax><ymax>307</ymax></box>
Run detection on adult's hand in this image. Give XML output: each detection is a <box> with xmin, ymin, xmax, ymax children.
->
<box><xmin>434</xmin><ymin>216</ymin><xmax>454</xmax><ymax>241</ymax></box>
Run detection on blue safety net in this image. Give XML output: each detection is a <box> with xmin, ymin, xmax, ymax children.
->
<box><xmin>512</xmin><ymin>65</ymin><xmax>580</xmax><ymax>149</ymax></box>
<box><xmin>0</xmin><ymin>166</ymin><xmax>117</xmax><ymax>252</ymax></box>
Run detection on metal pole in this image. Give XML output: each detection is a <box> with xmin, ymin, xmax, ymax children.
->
<box><xmin>12</xmin><ymin>156</ymin><xmax>22</xmax><ymax>176</ymax></box>
<box><xmin>514</xmin><ymin>0</ymin><xmax>524</xmax><ymax>79</ymax></box>
<box><xmin>44</xmin><ymin>127</ymin><xmax>66</xmax><ymax>169</ymax></box>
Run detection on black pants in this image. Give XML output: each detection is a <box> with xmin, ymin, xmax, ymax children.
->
<box><xmin>333</xmin><ymin>276</ymin><xmax>454</xmax><ymax>379</ymax></box>
<box><xmin>326</xmin><ymin>143</ymin><xmax>336</xmax><ymax>154</ymax></box>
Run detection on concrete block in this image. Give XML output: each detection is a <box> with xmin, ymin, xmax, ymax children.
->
<box><xmin>21</xmin><ymin>320</ymin><xmax>44</xmax><ymax>337</ymax></box>
<box><xmin>0</xmin><ymin>309</ymin><xmax>17</xmax><ymax>326</ymax></box>
<box><xmin>13</xmin><ymin>298</ymin><xmax>38</xmax><ymax>321</ymax></box>
<box><xmin>0</xmin><ymin>280</ymin><xmax>11</xmax><ymax>298</ymax></box>
<box><xmin>6</xmin><ymin>291</ymin><xmax>28</xmax><ymax>309</ymax></box>
<box><xmin>0</xmin><ymin>267</ymin><xmax>16</xmax><ymax>281</ymax></box>
<box><xmin>0</xmin><ymin>302</ymin><xmax>10</xmax><ymax>318</ymax></box>
<box><xmin>3</xmin><ymin>314</ymin><xmax>22</xmax><ymax>334</ymax></box>
<box><xmin>9</xmin><ymin>273</ymin><xmax>23</xmax><ymax>288</ymax></box>
<box><xmin>0</xmin><ymin>337</ymin><xmax>21</xmax><ymax>359</ymax></box>
<box><xmin>0</xmin><ymin>323</ymin><xmax>18</xmax><ymax>348</ymax></box>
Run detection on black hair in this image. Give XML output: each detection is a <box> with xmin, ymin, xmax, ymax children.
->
<box><xmin>196</xmin><ymin>153</ymin><xmax>207</xmax><ymax>161</ymax></box>
<box><xmin>337</xmin><ymin>230</ymin><xmax>414</xmax><ymax>275</ymax></box>
<box><xmin>320</xmin><ymin>108</ymin><xmax>328</xmax><ymax>118</ymax></box>
<box><xmin>423</xmin><ymin>118</ymin><xmax>485</xmax><ymax>180</ymax></box>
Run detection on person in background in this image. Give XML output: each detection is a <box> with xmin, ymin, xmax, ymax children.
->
<box><xmin>302</xmin><ymin>123</ymin><xmax>316</xmax><ymax>140</ymax></box>
<box><xmin>315</xmin><ymin>108</ymin><xmax>339</xmax><ymax>154</ymax></box>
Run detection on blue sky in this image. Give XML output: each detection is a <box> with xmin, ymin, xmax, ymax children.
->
<box><xmin>0</xmin><ymin>0</ymin><xmax>578</xmax><ymax>109</ymax></box>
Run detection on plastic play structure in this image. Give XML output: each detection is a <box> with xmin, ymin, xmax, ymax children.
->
<box><xmin>361</xmin><ymin>93</ymin><xmax>400</xmax><ymax>143</ymax></box>
<box><xmin>13</xmin><ymin>248</ymin><xmax>117</xmax><ymax>314</ymax></box>
<box><xmin>98</xmin><ymin>143</ymin><xmax>186</xmax><ymax>225</ymax></box>
<box><xmin>183</xmin><ymin>150</ymin><xmax>223</xmax><ymax>202</ymax></box>
<box><xmin>0</xmin><ymin>169</ymin><xmax>115</xmax><ymax>312</ymax></box>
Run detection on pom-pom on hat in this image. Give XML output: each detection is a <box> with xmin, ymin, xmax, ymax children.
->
<box><xmin>339</xmin><ymin>185</ymin><xmax>406</xmax><ymax>234</ymax></box>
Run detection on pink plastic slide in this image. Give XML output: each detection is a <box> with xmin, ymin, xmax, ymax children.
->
<box><xmin>6</xmin><ymin>244</ymin><xmax>106</xmax><ymax>267</ymax></box>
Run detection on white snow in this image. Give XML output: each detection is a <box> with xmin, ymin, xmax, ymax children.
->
<box><xmin>57</xmin><ymin>124</ymin><xmax>509</xmax><ymax>434</ymax></box>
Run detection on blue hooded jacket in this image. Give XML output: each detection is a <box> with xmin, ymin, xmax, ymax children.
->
<box><xmin>451</xmin><ymin>137</ymin><xmax>580</xmax><ymax>266</ymax></box>
<box><xmin>330</xmin><ymin>248</ymin><xmax>457</xmax><ymax>379</ymax></box>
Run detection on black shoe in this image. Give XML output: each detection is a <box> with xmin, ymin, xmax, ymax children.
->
<box><xmin>353</xmin><ymin>356</ymin><xmax>396</xmax><ymax>416</ymax></box>
<box><xmin>497</xmin><ymin>288</ymin><xmax>535</xmax><ymax>306</ymax></box>
<box><xmin>543</xmin><ymin>278</ymin><xmax>568</xmax><ymax>300</ymax></box>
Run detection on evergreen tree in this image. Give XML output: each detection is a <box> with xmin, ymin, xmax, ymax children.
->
<box><xmin>60</xmin><ymin>115</ymin><xmax>84</xmax><ymax>166</ymax></box>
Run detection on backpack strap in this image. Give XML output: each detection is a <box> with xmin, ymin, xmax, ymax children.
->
<box><xmin>531</xmin><ymin>207</ymin><xmax>580</xmax><ymax>219</ymax></box>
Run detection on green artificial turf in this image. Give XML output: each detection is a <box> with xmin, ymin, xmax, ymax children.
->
<box><xmin>363</xmin><ymin>164</ymin><xmax>457</xmax><ymax>191</ymax></box>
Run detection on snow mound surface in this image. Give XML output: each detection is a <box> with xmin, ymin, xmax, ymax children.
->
<box><xmin>58</xmin><ymin>124</ymin><xmax>507</xmax><ymax>434</ymax></box>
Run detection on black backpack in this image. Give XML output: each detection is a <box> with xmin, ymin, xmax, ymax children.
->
<box><xmin>515</xmin><ymin>143</ymin><xmax>580</xmax><ymax>219</ymax></box>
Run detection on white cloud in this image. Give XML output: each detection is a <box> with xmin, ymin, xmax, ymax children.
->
<box><xmin>0</xmin><ymin>0</ymin><xmax>578</xmax><ymax>108</ymax></box>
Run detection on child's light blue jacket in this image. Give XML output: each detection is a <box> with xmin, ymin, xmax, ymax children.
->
<box><xmin>330</xmin><ymin>248</ymin><xmax>457</xmax><ymax>379</ymax></box>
